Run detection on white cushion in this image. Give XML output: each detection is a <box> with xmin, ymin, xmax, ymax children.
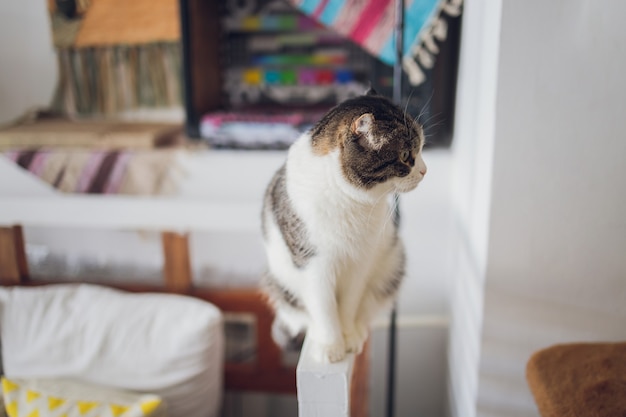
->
<box><xmin>0</xmin><ymin>284</ymin><xmax>223</xmax><ymax>417</ymax></box>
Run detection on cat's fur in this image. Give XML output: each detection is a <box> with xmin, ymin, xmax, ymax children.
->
<box><xmin>261</xmin><ymin>89</ymin><xmax>427</xmax><ymax>363</ymax></box>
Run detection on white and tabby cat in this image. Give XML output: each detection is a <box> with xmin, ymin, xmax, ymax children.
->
<box><xmin>261</xmin><ymin>89</ymin><xmax>427</xmax><ymax>363</ymax></box>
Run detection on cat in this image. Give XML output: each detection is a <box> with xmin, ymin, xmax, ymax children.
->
<box><xmin>260</xmin><ymin>89</ymin><xmax>427</xmax><ymax>363</ymax></box>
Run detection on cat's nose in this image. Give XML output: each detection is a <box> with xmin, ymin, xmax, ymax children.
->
<box><xmin>416</xmin><ymin>155</ymin><xmax>427</xmax><ymax>176</ymax></box>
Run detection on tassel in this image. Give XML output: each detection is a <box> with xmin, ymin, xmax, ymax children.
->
<box><xmin>432</xmin><ymin>17</ymin><xmax>448</xmax><ymax>40</ymax></box>
<box><xmin>422</xmin><ymin>31</ymin><xmax>440</xmax><ymax>54</ymax></box>
<box><xmin>443</xmin><ymin>0</ymin><xmax>463</xmax><ymax>17</ymax></box>
<box><xmin>402</xmin><ymin>56</ymin><xmax>426</xmax><ymax>85</ymax></box>
<box><xmin>416</xmin><ymin>46</ymin><xmax>435</xmax><ymax>69</ymax></box>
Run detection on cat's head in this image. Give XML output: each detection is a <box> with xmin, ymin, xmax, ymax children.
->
<box><xmin>311</xmin><ymin>89</ymin><xmax>427</xmax><ymax>193</ymax></box>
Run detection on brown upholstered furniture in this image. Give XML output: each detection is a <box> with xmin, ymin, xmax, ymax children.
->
<box><xmin>527</xmin><ymin>342</ymin><xmax>626</xmax><ymax>417</ymax></box>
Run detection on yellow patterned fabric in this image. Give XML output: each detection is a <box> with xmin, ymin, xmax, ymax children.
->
<box><xmin>1</xmin><ymin>378</ymin><xmax>165</xmax><ymax>417</ymax></box>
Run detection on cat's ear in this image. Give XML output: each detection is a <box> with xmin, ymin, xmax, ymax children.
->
<box><xmin>352</xmin><ymin>113</ymin><xmax>374</xmax><ymax>136</ymax></box>
<box><xmin>365</xmin><ymin>87</ymin><xmax>378</xmax><ymax>96</ymax></box>
<box><xmin>351</xmin><ymin>113</ymin><xmax>384</xmax><ymax>150</ymax></box>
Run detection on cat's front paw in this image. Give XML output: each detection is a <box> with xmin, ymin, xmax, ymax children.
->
<box><xmin>344</xmin><ymin>331</ymin><xmax>365</xmax><ymax>354</ymax></box>
<box><xmin>343</xmin><ymin>323</ymin><xmax>368</xmax><ymax>354</ymax></box>
<box><xmin>311</xmin><ymin>340</ymin><xmax>346</xmax><ymax>363</ymax></box>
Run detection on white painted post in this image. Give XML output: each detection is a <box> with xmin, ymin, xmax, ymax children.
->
<box><xmin>296</xmin><ymin>337</ymin><xmax>356</xmax><ymax>417</ymax></box>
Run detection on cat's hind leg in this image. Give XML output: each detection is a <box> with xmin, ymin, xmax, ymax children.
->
<box><xmin>271</xmin><ymin>308</ymin><xmax>307</xmax><ymax>350</ymax></box>
<box><xmin>261</xmin><ymin>271</ymin><xmax>308</xmax><ymax>349</ymax></box>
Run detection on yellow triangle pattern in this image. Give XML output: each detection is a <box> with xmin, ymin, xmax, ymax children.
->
<box><xmin>5</xmin><ymin>400</ymin><xmax>18</xmax><ymax>417</ymax></box>
<box><xmin>26</xmin><ymin>390</ymin><xmax>41</xmax><ymax>403</ymax></box>
<box><xmin>1</xmin><ymin>377</ymin><xmax>163</xmax><ymax>417</ymax></box>
<box><xmin>139</xmin><ymin>399</ymin><xmax>161</xmax><ymax>415</ymax></box>
<box><xmin>109</xmin><ymin>404</ymin><xmax>129</xmax><ymax>417</ymax></box>
<box><xmin>76</xmin><ymin>401</ymin><xmax>98</xmax><ymax>415</ymax></box>
<box><xmin>48</xmin><ymin>397</ymin><xmax>65</xmax><ymax>411</ymax></box>
<box><xmin>2</xmin><ymin>378</ymin><xmax>19</xmax><ymax>393</ymax></box>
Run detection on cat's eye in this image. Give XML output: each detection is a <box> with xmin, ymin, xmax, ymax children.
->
<box><xmin>400</xmin><ymin>150</ymin><xmax>410</xmax><ymax>163</ymax></box>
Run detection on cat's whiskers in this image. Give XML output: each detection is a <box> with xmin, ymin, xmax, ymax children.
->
<box><xmin>416</xmin><ymin>91</ymin><xmax>435</xmax><ymax>124</ymax></box>
<box><xmin>417</xmin><ymin>111</ymin><xmax>443</xmax><ymax>129</ymax></box>
<box><xmin>365</xmin><ymin>182</ymin><xmax>397</xmax><ymax>239</ymax></box>
<box><xmin>379</xmin><ymin>191</ymin><xmax>399</xmax><ymax>239</ymax></box>
<box><xmin>402</xmin><ymin>89</ymin><xmax>415</xmax><ymax>131</ymax></box>
<box><xmin>366</xmin><ymin>185</ymin><xmax>393</xmax><ymax>226</ymax></box>
<box><xmin>421</xmin><ymin>116</ymin><xmax>445</xmax><ymax>147</ymax></box>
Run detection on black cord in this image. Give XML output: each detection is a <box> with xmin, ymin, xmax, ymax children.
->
<box><xmin>387</xmin><ymin>2</ymin><xmax>404</xmax><ymax>417</ymax></box>
<box><xmin>386</xmin><ymin>193</ymin><xmax>401</xmax><ymax>417</ymax></box>
<box><xmin>392</xmin><ymin>0</ymin><xmax>405</xmax><ymax>106</ymax></box>
<box><xmin>386</xmin><ymin>302</ymin><xmax>398</xmax><ymax>417</ymax></box>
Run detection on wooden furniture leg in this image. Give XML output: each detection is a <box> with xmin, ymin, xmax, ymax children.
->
<box><xmin>351</xmin><ymin>340</ymin><xmax>370</xmax><ymax>417</ymax></box>
<box><xmin>0</xmin><ymin>225</ymin><xmax>28</xmax><ymax>284</ymax></box>
<box><xmin>161</xmin><ymin>231</ymin><xmax>193</xmax><ymax>293</ymax></box>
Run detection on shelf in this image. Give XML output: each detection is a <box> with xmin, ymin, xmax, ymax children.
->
<box><xmin>0</xmin><ymin>149</ymin><xmax>287</xmax><ymax>233</ymax></box>
<box><xmin>0</xmin><ymin>197</ymin><xmax>261</xmax><ymax>232</ymax></box>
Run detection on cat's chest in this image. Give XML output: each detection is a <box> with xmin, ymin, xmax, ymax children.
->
<box><xmin>296</xmin><ymin>185</ymin><xmax>393</xmax><ymax>250</ymax></box>
<box><xmin>284</xmin><ymin>137</ymin><xmax>396</xmax><ymax>252</ymax></box>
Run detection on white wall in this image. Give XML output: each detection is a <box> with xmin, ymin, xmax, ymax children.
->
<box><xmin>447</xmin><ymin>0</ymin><xmax>502</xmax><ymax>415</ymax></box>
<box><xmin>449</xmin><ymin>0</ymin><xmax>626</xmax><ymax>416</ymax></box>
<box><xmin>479</xmin><ymin>1</ymin><xmax>626</xmax><ymax>415</ymax></box>
<box><xmin>0</xmin><ymin>0</ymin><xmax>57</xmax><ymax>123</ymax></box>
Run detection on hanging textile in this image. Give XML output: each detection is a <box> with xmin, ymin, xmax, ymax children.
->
<box><xmin>287</xmin><ymin>0</ymin><xmax>462</xmax><ymax>85</ymax></box>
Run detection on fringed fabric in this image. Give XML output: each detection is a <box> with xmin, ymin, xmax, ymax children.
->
<box><xmin>288</xmin><ymin>0</ymin><xmax>463</xmax><ymax>85</ymax></box>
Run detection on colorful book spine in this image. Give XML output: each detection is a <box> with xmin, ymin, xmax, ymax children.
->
<box><xmin>242</xmin><ymin>67</ymin><xmax>354</xmax><ymax>86</ymax></box>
